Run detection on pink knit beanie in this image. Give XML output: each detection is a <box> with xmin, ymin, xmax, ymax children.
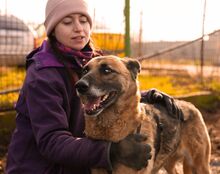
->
<box><xmin>44</xmin><ymin>0</ymin><xmax>92</xmax><ymax>36</ymax></box>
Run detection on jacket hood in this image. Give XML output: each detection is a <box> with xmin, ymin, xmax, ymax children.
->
<box><xmin>26</xmin><ymin>40</ymin><xmax>65</xmax><ymax>70</ymax></box>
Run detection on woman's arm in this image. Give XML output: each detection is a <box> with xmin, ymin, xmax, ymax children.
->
<box><xmin>141</xmin><ymin>88</ymin><xmax>184</xmax><ymax>121</ymax></box>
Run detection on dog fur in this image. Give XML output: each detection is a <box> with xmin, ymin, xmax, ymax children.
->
<box><xmin>75</xmin><ymin>55</ymin><xmax>211</xmax><ymax>174</ymax></box>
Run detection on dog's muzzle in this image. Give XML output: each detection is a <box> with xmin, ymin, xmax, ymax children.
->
<box><xmin>75</xmin><ymin>80</ymin><xmax>90</xmax><ymax>95</ymax></box>
<box><xmin>75</xmin><ymin>78</ymin><xmax>119</xmax><ymax>117</ymax></box>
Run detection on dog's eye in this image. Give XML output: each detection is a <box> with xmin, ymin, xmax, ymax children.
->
<box><xmin>100</xmin><ymin>64</ymin><xmax>114</xmax><ymax>75</ymax></box>
<box><xmin>82</xmin><ymin>67</ymin><xmax>89</xmax><ymax>75</ymax></box>
<box><xmin>103</xmin><ymin>67</ymin><xmax>113</xmax><ymax>74</ymax></box>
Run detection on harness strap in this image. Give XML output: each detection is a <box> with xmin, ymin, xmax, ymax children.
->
<box><xmin>136</xmin><ymin>115</ymin><xmax>163</xmax><ymax>159</ymax></box>
<box><xmin>153</xmin><ymin>115</ymin><xmax>163</xmax><ymax>159</ymax></box>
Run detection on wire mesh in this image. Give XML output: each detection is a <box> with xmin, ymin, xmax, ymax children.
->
<box><xmin>0</xmin><ymin>0</ymin><xmax>220</xmax><ymax>112</ymax></box>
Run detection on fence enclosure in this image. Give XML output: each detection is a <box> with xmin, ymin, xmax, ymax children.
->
<box><xmin>1</xmin><ymin>0</ymin><xmax>220</xmax><ymax>112</ymax></box>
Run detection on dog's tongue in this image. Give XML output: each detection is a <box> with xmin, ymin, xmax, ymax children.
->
<box><xmin>84</xmin><ymin>97</ymin><xmax>101</xmax><ymax>110</ymax></box>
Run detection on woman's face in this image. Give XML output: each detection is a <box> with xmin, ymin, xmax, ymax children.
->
<box><xmin>54</xmin><ymin>13</ymin><xmax>91</xmax><ymax>51</ymax></box>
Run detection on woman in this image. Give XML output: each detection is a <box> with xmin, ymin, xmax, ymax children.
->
<box><xmin>6</xmin><ymin>0</ymin><xmax>182</xmax><ymax>173</ymax></box>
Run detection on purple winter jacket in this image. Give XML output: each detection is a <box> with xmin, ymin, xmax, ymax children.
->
<box><xmin>6</xmin><ymin>41</ymin><xmax>111</xmax><ymax>174</ymax></box>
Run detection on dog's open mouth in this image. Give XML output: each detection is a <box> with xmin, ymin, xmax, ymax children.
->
<box><xmin>83</xmin><ymin>91</ymin><xmax>117</xmax><ymax>116</ymax></box>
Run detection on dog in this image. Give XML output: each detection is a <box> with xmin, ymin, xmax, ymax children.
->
<box><xmin>75</xmin><ymin>55</ymin><xmax>211</xmax><ymax>174</ymax></box>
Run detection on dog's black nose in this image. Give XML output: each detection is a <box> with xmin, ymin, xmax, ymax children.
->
<box><xmin>75</xmin><ymin>80</ymin><xmax>89</xmax><ymax>94</ymax></box>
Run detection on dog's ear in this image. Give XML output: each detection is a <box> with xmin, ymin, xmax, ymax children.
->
<box><xmin>124</xmin><ymin>58</ymin><xmax>141</xmax><ymax>80</ymax></box>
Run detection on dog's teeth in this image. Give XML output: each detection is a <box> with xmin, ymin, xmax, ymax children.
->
<box><xmin>91</xmin><ymin>104</ymin><xmax>100</xmax><ymax>111</ymax></box>
<box><xmin>102</xmin><ymin>95</ymin><xmax>108</xmax><ymax>102</ymax></box>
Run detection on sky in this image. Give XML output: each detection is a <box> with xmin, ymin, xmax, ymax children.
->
<box><xmin>1</xmin><ymin>0</ymin><xmax>220</xmax><ymax>41</ymax></box>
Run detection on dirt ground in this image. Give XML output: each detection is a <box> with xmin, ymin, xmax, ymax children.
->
<box><xmin>0</xmin><ymin>110</ymin><xmax>219</xmax><ymax>174</ymax></box>
<box><xmin>203</xmin><ymin>109</ymin><xmax>220</xmax><ymax>174</ymax></box>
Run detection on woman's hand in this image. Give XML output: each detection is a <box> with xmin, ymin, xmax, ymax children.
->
<box><xmin>110</xmin><ymin>134</ymin><xmax>152</xmax><ymax>170</ymax></box>
<box><xmin>141</xmin><ymin>88</ymin><xmax>184</xmax><ymax>121</ymax></box>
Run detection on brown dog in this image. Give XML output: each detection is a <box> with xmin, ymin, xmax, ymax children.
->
<box><xmin>75</xmin><ymin>55</ymin><xmax>211</xmax><ymax>174</ymax></box>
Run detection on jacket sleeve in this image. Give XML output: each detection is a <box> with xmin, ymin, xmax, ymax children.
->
<box><xmin>25</xmin><ymin>67</ymin><xmax>112</xmax><ymax>169</ymax></box>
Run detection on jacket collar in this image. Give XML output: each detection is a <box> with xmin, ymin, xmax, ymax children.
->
<box><xmin>26</xmin><ymin>40</ymin><xmax>73</xmax><ymax>70</ymax></box>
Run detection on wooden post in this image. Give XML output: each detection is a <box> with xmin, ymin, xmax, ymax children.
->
<box><xmin>138</xmin><ymin>10</ymin><xmax>143</xmax><ymax>57</ymax></box>
<box><xmin>200</xmin><ymin>0</ymin><xmax>207</xmax><ymax>84</ymax></box>
<box><xmin>124</xmin><ymin>0</ymin><xmax>131</xmax><ymax>57</ymax></box>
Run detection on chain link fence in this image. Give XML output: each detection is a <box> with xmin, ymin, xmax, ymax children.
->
<box><xmin>1</xmin><ymin>0</ymin><xmax>220</xmax><ymax>112</ymax></box>
<box><xmin>133</xmin><ymin>29</ymin><xmax>220</xmax><ymax>78</ymax></box>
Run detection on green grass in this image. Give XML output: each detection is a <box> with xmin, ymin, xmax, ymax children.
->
<box><xmin>0</xmin><ymin>111</ymin><xmax>16</xmax><ymax>157</ymax></box>
<box><xmin>138</xmin><ymin>72</ymin><xmax>220</xmax><ymax>111</ymax></box>
<box><xmin>1</xmin><ymin>67</ymin><xmax>220</xmax><ymax>110</ymax></box>
<box><xmin>182</xmin><ymin>94</ymin><xmax>220</xmax><ymax>112</ymax></box>
<box><xmin>0</xmin><ymin>67</ymin><xmax>25</xmax><ymax>90</ymax></box>
<box><xmin>0</xmin><ymin>67</ymin><xmax>25</xmax><ymax>110</ymax></box>
<box><xmin>138</xmin><ymin>73</ymin><xmax>204</xmax><ymax>96</ymax></box>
